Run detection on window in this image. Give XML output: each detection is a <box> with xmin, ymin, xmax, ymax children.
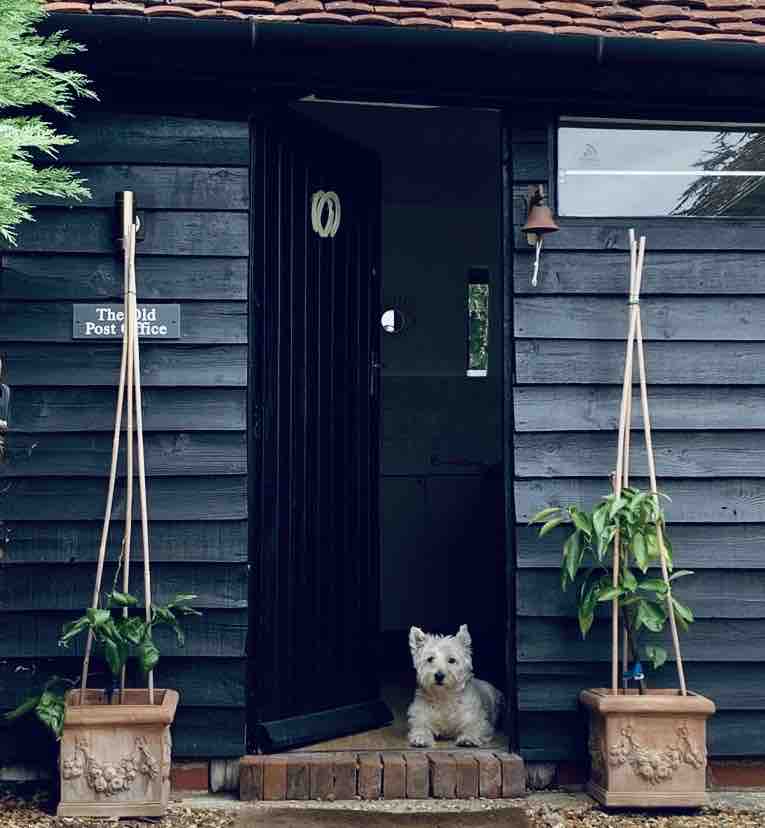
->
<box><xmin>558</xmin><ymin>120</ymin><xmax>765</xmax><ymax>218</ymax></box>
<box><xmin>467</xmin><ymin>267</ymin><xmax>489</xmax><ymax>377</ymax></box>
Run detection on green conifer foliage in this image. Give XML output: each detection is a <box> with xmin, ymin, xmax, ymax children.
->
<box><xmin>0</xmin><ymin>0</ymin><xmax>95</xmax><ymax>244</ymax></box>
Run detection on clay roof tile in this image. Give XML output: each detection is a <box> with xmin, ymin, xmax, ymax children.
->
<box><xmin>44</xmin><ymin>0</ymin><xmax>765</xmax><ymax>48</ymax></box>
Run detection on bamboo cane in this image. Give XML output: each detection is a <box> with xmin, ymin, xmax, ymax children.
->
<box><xmin>79</xmin><ymin>194</ymin><xmax>133</xmax><ymax>699</ymax></box>
<box><xmin>620</xmin><ymin>233</ymin><xmax>637</xmax><ymax>690</ymax></box>
<box><xmin>633</xmin><ymin>294</ymin><xmax>688</xmax><ymax>696</ymax></box>
<box><xmin>611</xmin><ymin>229</ymin><xmax>640</xmax><ymax>693</ymax></box>
<box><xmin>127</xmin><ymin>216</ymin><xmax>155</xmax><ymax>703</ymax></box>
<box><xmin>120</xmin><ymin>209</ymin><xmax>136</xmax><ymax>700</ymax></box>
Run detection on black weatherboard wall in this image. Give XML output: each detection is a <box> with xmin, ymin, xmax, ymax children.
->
<box><xmin>0</xmin><ymin>111</ymin><xmax>249</xmax><ymax>759</ymax></box>
<box><xmin>512</xmin><ymin>113</ymin><xmax>765</xmax><ymax>760</ymax></box>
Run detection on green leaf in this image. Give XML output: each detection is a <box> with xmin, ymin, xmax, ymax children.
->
<box><xmin>672</xmin><ymin>597</ymin><xmax>694</xmax><ymax>630</ymax></box>
<box><xmin>632</xmin><ymin>532</ymin><xmax>649</xmax><ymax>573</ymax></box>
<box><xmin>86</xmin><ymin>608</ymin><xmax>111</xmax><ymax>629</ymax></box>
<box><xmin>662</xmin><ymin>534</ymin><xmax>674</xmax><ymax>569</ymax></box>
<box><xmin>137</xmin><ymin>636</ymin><xmax>160</xmax><ymax>675</ymax></box>
<box><xmin>563</xmin><ymin>531</ymin><xmax>583</xmax><ymax>585</ymax></box>
<box><xmin>529</xmin><ymin>506</ymin><xmax>561</xmax><ymax>525</ymax></box>
<box><xmin>644</xmin><ymin>644</ymin><xmax>668</xmax><ymax>670</ymax></box>
<box><xmin>169</xmin><ymin>593</ymin><xmax>198</xmax><ymax>606</ymax></box>
<box><xmin>35</xmin><ymin>690</ymin><xmax>66</xmax><ymax>739</ymax></box>
<box><xmin>118</xmin><ymin>617</ymin><xmax>146</xmax><ymax>646</ymax></box>
<box><xmin>107</xmin><ymin>590</ymin><xmax>139</xmax><ymax>608</ymax></box>
<box><xmin>637</xmin><ymin>578</ymin><xmax>669</xmax><ymax>594</ymax></box>
<box><xmin>102</xmin><ymin>637</ymin><xmax>129</xmax><ymax>677</ymax></box>
<box><xmin>669</xmin><ymin>569</ymin><xmax>693</xmax><ymax>582</ymax></box>
<box><xmin>578</xmin><ymin>579</ymin><xmax>603</xmax><ymax>638</ymax></box>
<box><xmin>539</xmin><ymin>517</ymin><xmax>565</xmax><ymax>538</ymax></box>
<box><xmin>608</xmin><ymin>496</ymin><xmax>627</xmax><ymax>519</ymax></box>
<box><xmin>59</xmin><ymin>616</ymin><xmax>89</xmax><ymax>646</ymax></box>
<box><xmin>4</xmin><ymin>694</ymin><xmax>41</xmax><ymax>722</ymax></box>
<box><xmin>569</xmin><ymin>508</ymin><xmax>592</xmax><ymax>537</ymax></box>
<box><xmin>636</xmin><ymin>600</ymin><xmax>666</xmax><ymax>633</ymax></box>
<box><xmin>592</xmin><ymin>503</ymin><xmax>608</xmax><ymax>540</ymax></box>
<box><xmin>152</xmin><ymin>605</ymin><xmax>185</xmax><ymax>645</ymax></box>
<box><xmin>621</xmin><ymin>570</ymin><xmax>638</xmax><ymax>592</ymax></box>
<box><xmin>597</xmin><ymin>585</ymin><xmax>623</xmax><ymax>603</ymax></box>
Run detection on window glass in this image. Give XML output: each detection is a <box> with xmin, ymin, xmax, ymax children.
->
<box><xmin>558</xmin><ymin>122</ymin><xmax>765</xmax><ymax>217</ymax></box>
<box><xmin>467</xmin><ymin>267</ymin><xmax>489</xmax><ymax>377</ymax></box>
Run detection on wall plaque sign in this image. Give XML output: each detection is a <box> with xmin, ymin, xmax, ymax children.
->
<box><xmin>73</xmin><ymin>304</ymin><xmax>180</xmax><ymax>340</ymax></box>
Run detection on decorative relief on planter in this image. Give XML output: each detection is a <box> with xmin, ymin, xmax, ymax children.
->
<box><xmin>62</xmin><ymin>735</ymin><xmax>160</xmax><ymax>796</ymax></box>
<box><xmin>608</xmin><ymin>724</ymin><xmax>705</xmax><ymax>785</ymax></box>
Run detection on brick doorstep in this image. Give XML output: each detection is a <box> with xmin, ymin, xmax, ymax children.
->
<box><xmin>239</xmin><ymin>751</ymin><xmax>525</xmax><ymax>801</ymax></box>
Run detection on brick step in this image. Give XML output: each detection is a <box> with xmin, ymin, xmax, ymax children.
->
<box><xmin>240</xmin><ymin>751</ymin><xmax>525</xmax><ymax>801</ymax></box>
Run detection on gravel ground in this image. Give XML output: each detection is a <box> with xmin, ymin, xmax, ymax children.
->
<box><xmin>3</xmin><ymin>789</ymin><xmax>765</xmax><ymax>827</ymax></box>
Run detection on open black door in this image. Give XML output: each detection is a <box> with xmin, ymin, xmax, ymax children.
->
<box><xmin>248</xmin><ymin>110</ymin><xmax>389</xmax><ymax>753</ymax></box>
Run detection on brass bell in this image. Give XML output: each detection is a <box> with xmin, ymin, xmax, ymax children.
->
<box><xmin>522</xmin><ymin>185</ymin><xmax>559</xmax><ymax>287</ymax></box>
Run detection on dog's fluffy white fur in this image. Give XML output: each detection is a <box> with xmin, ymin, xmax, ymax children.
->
<box><xmin>407</xmin><ymin>624</ymin><xmax>504</xmax><ymax>748</ymax></box>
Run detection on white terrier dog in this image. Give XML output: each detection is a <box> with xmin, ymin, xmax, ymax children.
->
<box><xmin>407</xmin><ymin>624</ymin><xmax>504</xmax><ymax>748</ymax></box>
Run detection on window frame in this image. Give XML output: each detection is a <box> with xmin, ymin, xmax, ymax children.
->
<box><xmin>555</xmin><ymin>116</ymin><xmax>765</xmax><ymax>221</ymax></box>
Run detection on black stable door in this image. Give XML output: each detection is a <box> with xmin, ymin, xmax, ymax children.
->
<box><xmin>248</xmin><ymin>110</ymin><xmax>389</xmax><ymax>752</ymax></box>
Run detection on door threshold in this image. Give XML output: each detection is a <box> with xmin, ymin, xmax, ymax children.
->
<box><xmin>240</xmin><ymin>750</ymin><xmax>525</xmax><ymax>801</ymax></box>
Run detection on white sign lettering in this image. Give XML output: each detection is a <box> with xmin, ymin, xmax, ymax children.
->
<box><xmin>73</xmin><ymin>304</ymin><xmax>180</xmax><ymax>340</ymax></box>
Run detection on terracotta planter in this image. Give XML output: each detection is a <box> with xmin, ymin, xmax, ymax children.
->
<box><xmin>580</xmin><ymin>688</ymin><xmax>715</xmax><ymax>808</ymax></box>
<box><xmin>58</xmin><ymin>688</ymin><xmax>178</xmax><ymax>818</ymax></box>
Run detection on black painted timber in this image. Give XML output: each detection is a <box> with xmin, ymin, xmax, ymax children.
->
<box><xmin>0</xmin><ymin>111</ymin><xmax>249</xmax><ymax>757</ymax></box>
<box><xmin>511</xmin><ymin>115</ymin><xmax>765</xmax><ymax>761</ymax></box>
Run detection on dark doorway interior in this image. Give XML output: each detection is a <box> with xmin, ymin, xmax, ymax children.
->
<box><xmin>287</xmin><ymin>102</ymin><xmax>506</xmax><ymax>750</ymax></box>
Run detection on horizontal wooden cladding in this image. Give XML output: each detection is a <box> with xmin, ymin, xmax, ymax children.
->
<box><xmin>514</xmin><ymin>386</ymin><xmax>765</xmax><ymax>432</ymax></box>
<box><xmin>516</xmin><ymin>296</ymin><xmax>765</xmax><ymax>342</ymax></box>
<box><xmin>516</xmin><ymin>478</ymin><xmax>765</xmax><ymax>524</ymax></box>
<box><xmin>0</xmin><ymin>301</ymin><xmax>246</xmax><ymax>344</ymax></box>
<box><xmin>4</xmin><ymin>476</ymin><xmax>246</xmax><ymax>521</ymax></box>
<box><xmin>0</xmin><ymin>707</ymin><xmax>245</xmax><ymax>761</ymax></box>
<box><xmin>1</xmin><ymin>255</ymin><xmax>247</xmax><ymax>301</ymax></box>
<box><xmin>3</xmin><ymin>344</ymin><xmax>246</xmax><ymax>386</ymax></box>
<box><xmin>0</xmin><ymin>657</ymin><xmax>245</xmax><ymax>709</ymax></box>
<box><xmin>11</xmin><ymin>388</ymin><xmax>245</xmax><ymax>432</ymax></box>
<box><xmin>0</xmin><ymin>609</ymin><xmax>246</xmax><ymax>658</ymax></box>
<box><xmin>514</xmin><ymin>252</ymin><xmax>765</xmax><ymax>296</ymax></box>
<box><xmin>517</xmin><ymin>570</ymin><xmax>765</xmax><ymax>620</ymax></box>
<box><xmin>30</xmin><ymin>166</ymin><xmax>248</xmax><ymax>210</ymax></box>
<box><xmin>56</xmin><ymin>114</ymin><xmax>249</xmax><ymax>166</ymax></box>
<box><xmin>5</xmin><ymin>520</ymin><xmax>248</xmax><ymax>563</ymax></box>
<box><xmin>516</xmin><ymin>340</ymin><xmax>765</xmax><ymax>385</ymax></box>
<box><xmin>517</xmin><ymin>523</ymin><xmax>765</xmax><ymax>570</ymax></box>
<box><xmin>519</xmin><ymin>711</ymin><xmax>765</xmax><ymax>760</ymax></box>
<box><xmin>519</xmin><ymin>617</ymin><xmax>765</xmax><ymax>663</ymax></box>
<box><xmin>0</xmin><ymin>562</ymin><xmax>247</xmax><ymax>611</ymax></box>
<box><xmin>2</xmin><ymin>432</ymin><xmax>245</xmax><ymax>477</ymax></box>
<box><xmin>7</xmin><ymin>209</ymin><xmax>248</xmax><ymax>257</ymax></box>
<box><xmin>518</xmin><ymin>662</ymin><xmax>765</xmax><ymax>713</ymax></box>
<box><xmin>517</xmin><ymin>219</ymin><xmax>765</xmax><ymax>252</ymax></box>
<box><xmin>513</xmin><ymin>142</ymin><xmax>548</xmax><ymax>183</ymax></box>
<box><xmin>516</xmin><ymin>432</ymin><xmax>765</xmax><ymax>478</ymax></box>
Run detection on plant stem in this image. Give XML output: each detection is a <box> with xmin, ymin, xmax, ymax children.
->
<box><xmin>621</xmin><ymin>607</ymin><xmax>646</xmax><ymax>694</ymax></box>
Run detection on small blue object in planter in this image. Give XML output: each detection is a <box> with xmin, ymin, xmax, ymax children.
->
<box><xmin>623</xmin><ymin>661</ymin><xmax>645</xmax><ymax>683</ymax></box>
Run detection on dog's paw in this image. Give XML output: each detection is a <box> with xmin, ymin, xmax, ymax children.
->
<box><xmin>455</xmin><ymin>735</ymin><xmax>483</xmax><ymax>747</ymax></box>
<box><xmin>409</xmin><ymin>732</ymin><xmax>435</xmax><ymax>748</ymax></box>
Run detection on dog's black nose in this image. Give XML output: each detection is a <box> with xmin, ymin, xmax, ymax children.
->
<box><xmin>435</xmin><ymin>672</ymin><xmax>445</xmax><ymax>684</ymax></box>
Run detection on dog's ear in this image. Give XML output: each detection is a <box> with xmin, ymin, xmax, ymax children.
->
<box><xmin>456</xmin><ymin>624</ymin><xmax>472</xmax><ymax>651</ymax></box>
<box><xmin>409</xmin><ymin>626</ymin><xmax>426</xmax><ymax>656</ymax></box>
